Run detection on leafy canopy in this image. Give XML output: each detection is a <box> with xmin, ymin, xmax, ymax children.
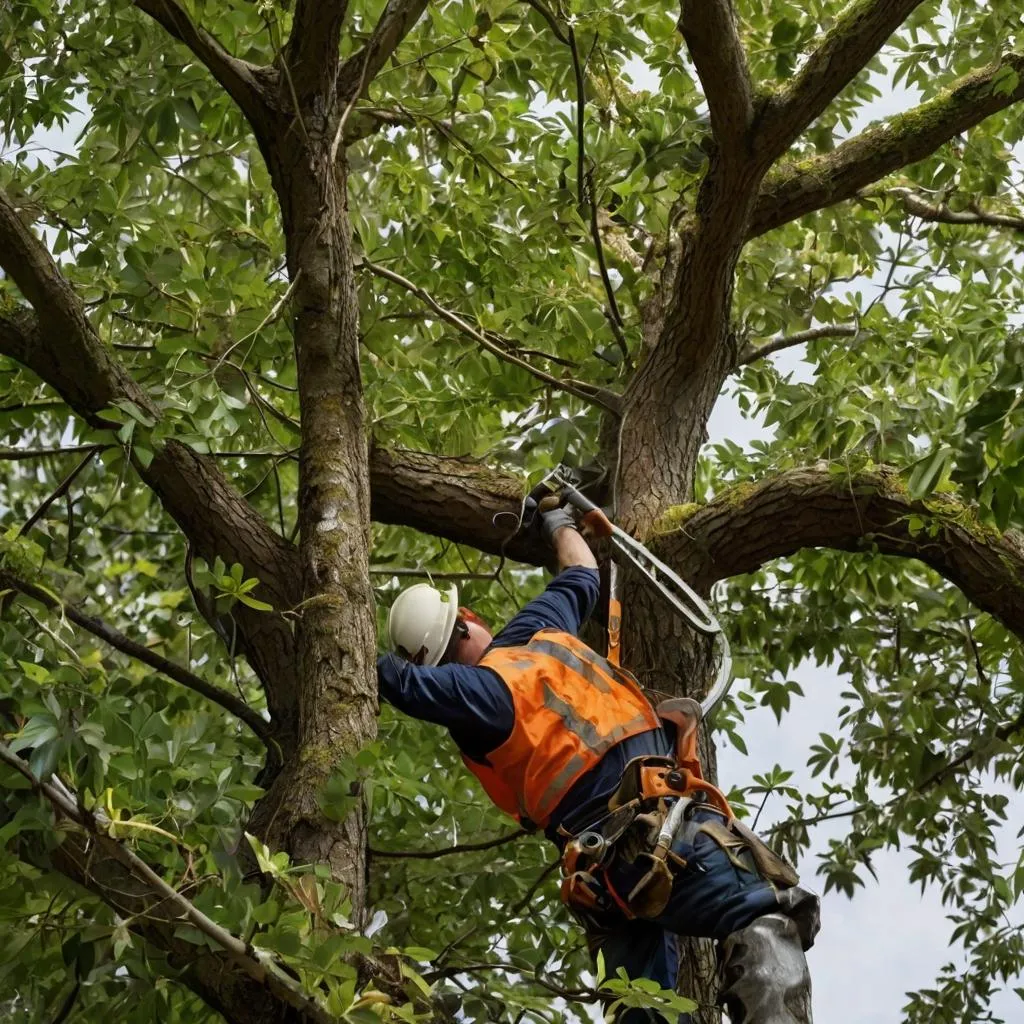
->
<box><xmin>1</xmin><ymin>0</ymin><xmax>1024</xmax><ymax>1022</ymax></box>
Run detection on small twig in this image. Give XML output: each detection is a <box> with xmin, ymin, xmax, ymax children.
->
<box><xmin>19</xmin><ymin>448</ymin><xmax>100</xmax><ymax>537</ymax></box>
<box><xmin>764</xmin><ymin>804</ymin><xmax>867</xmax><ymax>839</ymax></box>
<box><xmin>963</xmin><ymin>618</ymin><xmax>990</xmax><ymax>691</ymax></box>
<box><xmin>19</xmin><ymin>605</ymin><xmax>84</xmax><ymax>668</ymax></box>
<box><xmin>188</xmin><ymin>273</ymin><xmax>301</xmax><ymax>386</ymax></box>
<box><xmin>587</xmin><ymin>169</ymin><xmax>631</xmax><ymax>366</ymax></box>
<box><xmin>1</xmin><ymin>568</ymin><xmax>271</xmax><ymax>744</ymax></box>
<box><xmin>507</xmin><ymin>858</ymin><xmax>560</xmax><ymax>917</ymax></box>
<box><xmin>568</xmin><ymin>27</ymin><xmax>586</xmax><ymax>211</ymax></box>
<box><xmin>750</xmin><ymin>786</ymin><xmax>773</xmax><ymax>832</ymax></box>
<box><xmin>369</xmin><ymin>828</ymin><xmax>528</xmax><ymax>860</ymax></box>
<box><xmin>362</xmin><ymin>260</ymin><xmax>621</xmax><ymax>414</ymax></box>
<box><xmin>331</xmin><ymin>46</ymin><xmax>374</xmax><ymax>166</ymax></box>
<box><xmin>0</xmin><ymin>445</ymin><xmax>105</xmax><ymax>461</ymax></box>
<box><xmin>566</xmin><ymin>24</ymin><xmax>630</xmax><ymax>368</ymax></box>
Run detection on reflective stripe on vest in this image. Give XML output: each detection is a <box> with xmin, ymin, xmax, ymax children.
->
<box><xmin>464</xmin><ymin>629</ymin><xmax>661</xmax><ymax>826</ymax></box>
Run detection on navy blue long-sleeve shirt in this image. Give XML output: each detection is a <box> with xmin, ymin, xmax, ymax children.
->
<box><xmin>377</xmin><ymin>567</ymin><xmax>671</xmax><ymax>837</ymax></box>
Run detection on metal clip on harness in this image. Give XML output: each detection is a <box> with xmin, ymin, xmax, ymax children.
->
<box><xmin>525</xmin><ymin>466</ymin><xmax>733</xmax><ymax>721</ymax></box>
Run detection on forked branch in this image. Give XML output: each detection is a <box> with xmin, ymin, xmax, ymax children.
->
<box><xmin>765</xmin><ymin>0</ymin><xmax>930</xmax><ymax>158</ymax></box>
<box><xmin>132</xmin><ymin>0</ymin><xmax>269</xmax><ymax>123</ymax></box>
<box><xmin>283</xmin><ymin>0</ymin><xmax>349</xmax><ymax>99</ymax></box>
<box><xmin>749</xmin><ymin>53</ymin><xmax>1024</xmax><ymax>238</ymax></box>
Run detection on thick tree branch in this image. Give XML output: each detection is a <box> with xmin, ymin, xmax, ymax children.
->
<box><xmin>0</xmin><ymin>745</ymin><xmax>333</xmax><ymax>1024</ymax></box>
<box><xmin>0</xmin><ymin>192</ymin><xmax>300</xmax><ymax>735</ymax></box>
<box><xmin>19</xmin><ymin>448</ymin><xmax>99</xmax><ymax>537</ymax></box>
<box><xmin>737</xmin><ymin>324</ymin><xmax>859</xmax><ymax>366</ymax></box>
<box><xmin>132</xmin><ymin>0</ymin><xmax>269</xmax><ymax>124</ymax></box>
<box><xmin>283</xmin><ymin>1</ymin><xmax>349</xmax><ymax>100</ymax></box>
<box><xmin>0</xmin><ymin>568</ymin><xmax>272</xmax><ymax>743</ymax></box>
<box><xmin>369</xmin><ymin>445</ymin><xmax>547</xmax><ymax>565</ymax></box>
<box><xmin>338</xmin><ymin>0</ymin><xmax>429</xmax><ymax>100</ymax></box>
<box><xmin>656</xmin><ymin>465</ymin><xmax>1024</xmax><ymax>640</ymax></box>
<box><xmin>749</xmin><ymin>53</ymin><xmax>1024</xmax><ymax>239</ymax></box>
<box><xmin>678</xmin><ymin>0</ymin><xmax>753</xmax><ymax>156</ymax></box>
<box><xmin>0</xmin><ymin>197</ymin><xmax>156</xmax><ymax>421</ymax></box>
<box><xmin>764</xmin><ymin>0</ymin><xmax>929</xmax><ymax>157</ymax></box>
<box><xmin>362</xmin><ymin>260</ymin><xmax>622</xmax><ymax>414</ymax></box>
<box><xmin>872</xmin><ymin>187</ymin><xmax>1024</xmax><ymax>232</ymax></box>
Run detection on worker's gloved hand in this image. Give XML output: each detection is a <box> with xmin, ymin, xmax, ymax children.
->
<box><xmin>540</xmin><ymin>507</ymin><xmax>576</xmax><ymax>546</ymax></box>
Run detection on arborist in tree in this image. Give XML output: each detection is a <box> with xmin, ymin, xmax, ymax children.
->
<box><xmin>377</xmin><ymin>491</ymin><xmax>820</xmax><ymax>1024</ymax></box>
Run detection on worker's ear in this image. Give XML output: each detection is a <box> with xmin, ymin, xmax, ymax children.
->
<box><xmin>438</xmin><ymin>618</ymin><xmax>469</xmax><ymax>665</ymax></box>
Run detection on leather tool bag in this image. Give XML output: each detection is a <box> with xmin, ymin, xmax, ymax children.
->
<box><xmin>697</xmin><ymin>814</ymin><xmax>800</xmax><ymax>889</ymax></box>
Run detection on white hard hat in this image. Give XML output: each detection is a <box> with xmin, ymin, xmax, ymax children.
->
<box><xmin>387</xmin><ymin>583</ymin><xmax>460</xmax><ymax>667</ymax></box>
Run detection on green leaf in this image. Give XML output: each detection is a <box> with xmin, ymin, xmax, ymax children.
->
<box><xmin>905</xmin><ymin>446</ymin><xmax>954</xmax><ymax>499</ymax></box>
<box><xmin>18</xmin><ymin>660</ymin><xmax>50</xmax><ymax>685</ymax></box>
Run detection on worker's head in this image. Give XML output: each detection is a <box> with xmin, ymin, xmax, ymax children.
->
<box><xmin>386</xmin><ymin>583</ymin><xmax>492</xmax><ymax>667</ymax></box>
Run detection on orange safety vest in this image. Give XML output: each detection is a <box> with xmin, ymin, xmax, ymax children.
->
<box><xmin>464</xmin><ymin>628</ymin><xmax>662</xmax><ymax>827</ymax></box>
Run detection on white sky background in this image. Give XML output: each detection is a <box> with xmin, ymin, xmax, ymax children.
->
<box><xmin>9</xmin><ymin>20</ymin><xmax>1024</xmax><ymax>1024</ymax></box>
<box><xmin>710</xmin><ymin>361</ymin><xmax>1020</xmax><ymax>1024</ymax></box>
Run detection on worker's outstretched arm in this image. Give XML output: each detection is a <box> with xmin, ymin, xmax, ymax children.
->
<box><xmin>550</xmin><ymin>519</ymin><xmax>598</xmax><ymax>572</ymax></box>
<box><xmin>539</xmin><ymin>506</ymin><xmax>597</xmax><ymax>572</ymax></box>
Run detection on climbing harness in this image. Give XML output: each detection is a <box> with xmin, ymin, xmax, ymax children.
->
<box><xmin>520</xmin><ymin>465</ymin><xmax>751</xmax><ymax>922</ymax></box>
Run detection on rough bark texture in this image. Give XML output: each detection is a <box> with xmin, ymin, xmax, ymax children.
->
<box><xmin>249</xmin><ymin>127</ymin><xmax>376</xmax><ymax>910</ymax></box>
<box><xmin>749</xmin><ymin>52</ymin><xmax>1024</xmax><ymax>239</ymax></box>
<box><xmin>763</xmin><ymin>0</ymin><xmax>931</xmax><ymax>158</ymax></box>
<box><xmin>656</xmin><ymin>466</ymin><xmax>1024</xmax><ymax>633</ymax></box>
<box><xmin>369</xmin><ymin>444</ymin><xmax>545</xmax><ymax>564</ymax></box>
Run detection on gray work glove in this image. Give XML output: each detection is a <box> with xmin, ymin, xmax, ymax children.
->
<box><xmin>540</xmin><ymin>507</ymin><xmax>577</xmax><ymax>546</ymax></box>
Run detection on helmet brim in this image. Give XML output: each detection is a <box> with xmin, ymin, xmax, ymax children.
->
<box><xmin>424</xmin><ymin>583</ymin><xmax>460</xmax><ymax>666</ymax></box>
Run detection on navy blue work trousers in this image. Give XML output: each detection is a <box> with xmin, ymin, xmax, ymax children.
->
<box><xmin>588</xmin><ymin>807</ymin><xmax>781</xmax><ymax>1024</ymax></box>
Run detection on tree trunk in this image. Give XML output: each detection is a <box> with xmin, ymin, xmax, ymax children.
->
<box><xmin>247</xmin><ymin>100</ymin><xmax>377</xmax><ymax>915</ymax></box>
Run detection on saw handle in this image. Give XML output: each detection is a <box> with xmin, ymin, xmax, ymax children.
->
<box><xmin>558</xmin><ymin>485</ymin><xmax>615</xmax><ymax>539</ymax></box>
<box><xmin>521</xmin><ymin>477</ymin><xmax>614</xmax><ymax>538</ymax></box>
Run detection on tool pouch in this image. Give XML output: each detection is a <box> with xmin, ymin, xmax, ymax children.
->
<box><xmin>695</xmin><ymin>815</ymin><xmax>800</xmax><ymax>889</ymax></box>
